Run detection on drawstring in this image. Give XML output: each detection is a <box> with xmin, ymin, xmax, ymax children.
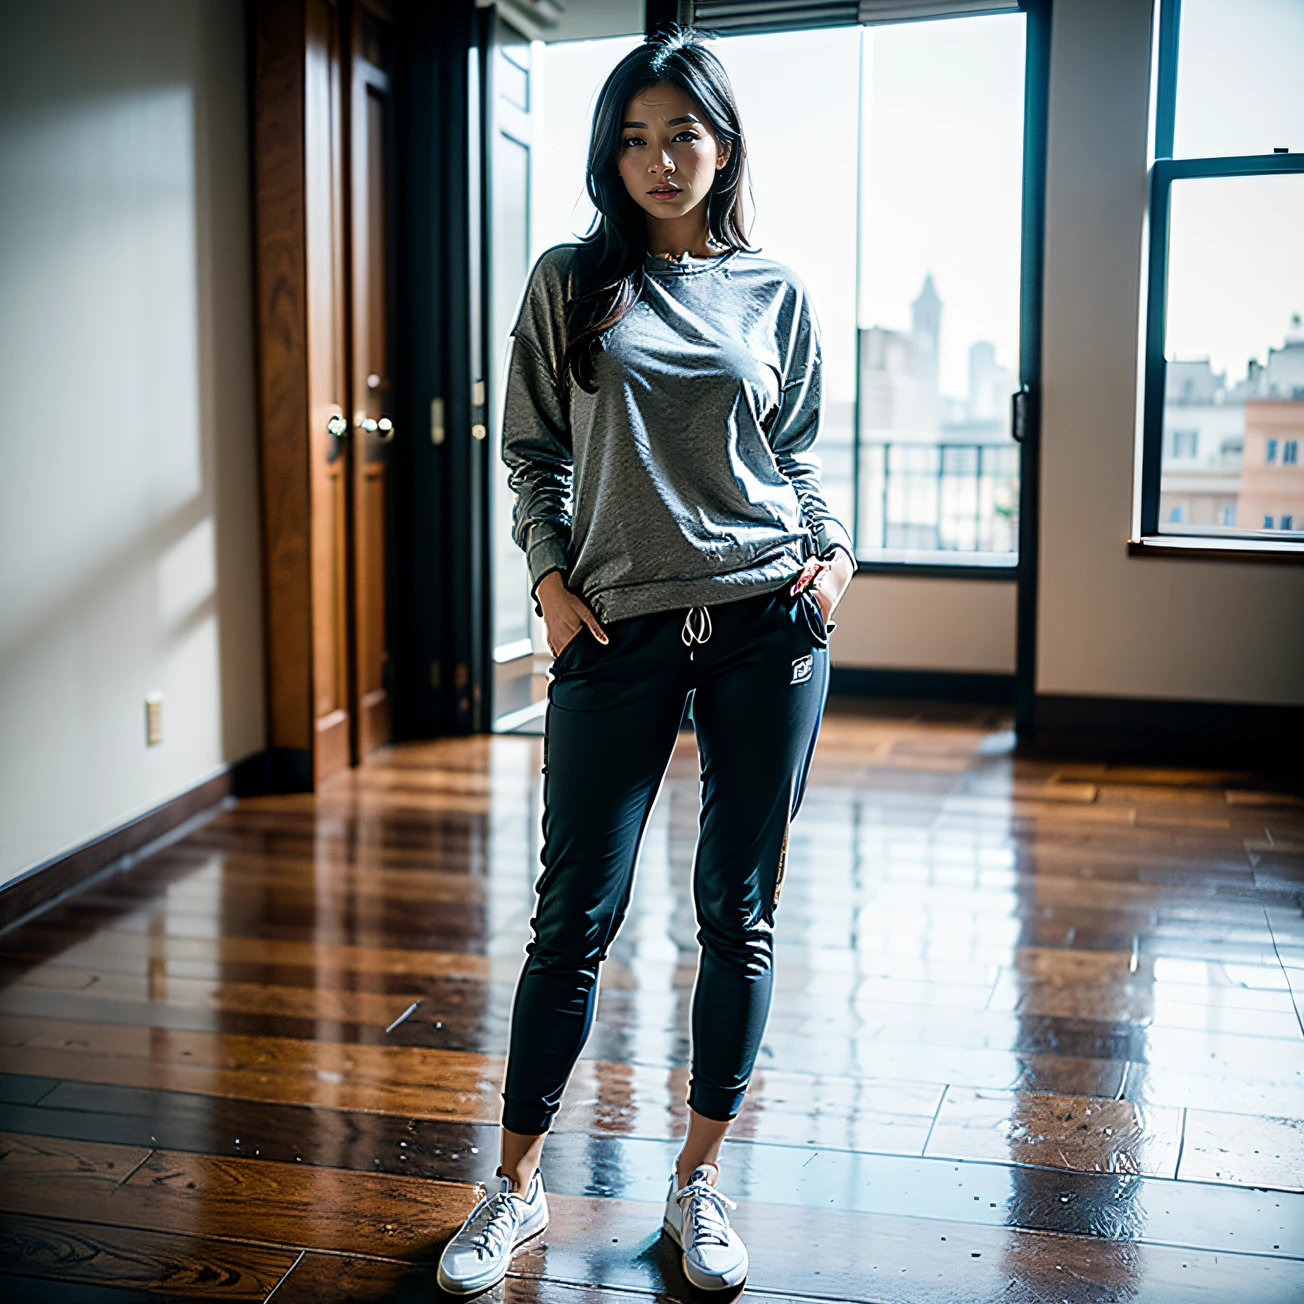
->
<box><xmin>681</xmin><ymin>606</ymin><xmax>712</xmax><ymax>658</ymax></box>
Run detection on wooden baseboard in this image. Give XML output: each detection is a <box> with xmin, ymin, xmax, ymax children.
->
<box><xmin>1031</xmin><ymin>694</ymin><xmax>1304</xmax><ymax>771</ymax></box>
<box><xmin>830</xmin><ymin>667</ymin><xmax>1016</xmax><ymax>705</ymax></box>
<box><xmin>231</xmin><ymin>747</ymin><xmax>312</xmax><ymax>795</ymax></box>
<box><xmin>0</xmin><ymin>755</ymin><xmax>267</xmax><ymax>932</ymax></box>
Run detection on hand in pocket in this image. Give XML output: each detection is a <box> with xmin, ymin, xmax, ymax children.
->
<box><xmin>537</xmin><ymin>571</ymin><xmax>608</xmax><ymax>658</ymax></box>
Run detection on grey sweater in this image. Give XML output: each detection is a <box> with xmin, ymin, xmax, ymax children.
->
<box><xmin>502</xmin><ymin>244</ymin><xmax>854</xmax><ymax>624</ymax></box>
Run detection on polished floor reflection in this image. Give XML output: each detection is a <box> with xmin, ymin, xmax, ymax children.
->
<box><xmin>1</xmin><ymin>701</ymin><xmax>1302</xmax><ymax>1301</ymax></box>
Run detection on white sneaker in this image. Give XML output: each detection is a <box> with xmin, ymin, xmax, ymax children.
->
<box><xmin>662</xmin><ymin>1164</ymin><xmax>749</xmax><ymax>1291</ymax></box>
<box><xmin>437</xmin><ymin>1170</ymin><xmax>549</xmax><ymax>1296</ymax></box>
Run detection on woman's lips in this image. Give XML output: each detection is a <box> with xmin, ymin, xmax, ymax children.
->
<box><xmin>648</xmin><ymin>187</ymin><xmax>682</xmax><ymax>201</ymax></box>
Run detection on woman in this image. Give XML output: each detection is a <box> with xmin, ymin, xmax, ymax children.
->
<box><xmin>438</xmin><ymin>28</ymin><xmax>855</xmax><ymax>1296</ymax></box>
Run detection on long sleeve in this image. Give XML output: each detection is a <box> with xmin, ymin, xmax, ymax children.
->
<box><xmin>501</xmin><ymin>250</ymin><xmax>575</xmax><ymax>592</ymax></box>
<box><xmin>767</xmin><ymin>287</ymin><xmax>856</xmax><ymax>562</ymax></box>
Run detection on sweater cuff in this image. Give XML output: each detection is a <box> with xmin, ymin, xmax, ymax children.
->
<box><xmin>811</xmin><ymin>519</ymin><xmax>855</xmax><ymax>566</ymax></box>
<box><xmin>527</xmin><ymin>536</ymin><xmax>571</xmax><ymax>609</ymax></box>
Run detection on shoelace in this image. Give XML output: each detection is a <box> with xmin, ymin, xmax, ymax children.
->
<box><xmin>464</xmin><ymin>1187</ymin><xmax>523</xmax><ymax>1260</ymax></box>
<box><xmin>681</xmin><ymin>606</ymin><xmax>713</xmax><ymax>649</ymax></box>
<box><xmin>676</xmin><ymin>1177</ymin><xmax>737</xmax><ymax>1248</ymax></box>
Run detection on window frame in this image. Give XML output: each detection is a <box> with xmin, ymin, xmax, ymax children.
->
<box><xmin>1136</xmin><ymin>0</ymin><xmax>1304</xmax><ymax>557</ymax></box>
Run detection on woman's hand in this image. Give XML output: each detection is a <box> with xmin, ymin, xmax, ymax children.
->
<box><xmin>813</xmin><ymin>549</ymin><xmax>855</xmax><ymax>623</ymax></box>
<box><xmin>537</xmin><ymin>571</ymin><xmax>608</xmax><ymax>658</ymax></box>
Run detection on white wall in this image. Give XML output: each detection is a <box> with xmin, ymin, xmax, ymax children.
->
<box><xmin>1037</xmin><ymin>0</ymin><xmax>1304</xmax><ymax>706</ymax></box>
<box><xmin>0</xmin><ymin>0</ymin><xmax>265</xmax><ymax>887</ymax></box>
<box><xmin>832</xmin><ymin>577</ymin><xmax>1016</xmax><ymax>674</ymax></box>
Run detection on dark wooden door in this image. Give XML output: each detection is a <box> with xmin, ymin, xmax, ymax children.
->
<box><xmin>347</xmin><ymin>2</ymin><xmax>393</xmax><ymax>758</ymax></box>
<box><xmin>254</xmin><ymin>0</ymin><xmax>351</xmax><ymax>788</ymax></box>
<box><xmin>253</xmin><ymin>0</ymin><xmax>395</xmax><ymax>786</ymax></box>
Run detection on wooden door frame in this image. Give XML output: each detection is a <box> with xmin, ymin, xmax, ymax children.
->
<box><xmin>251</xmin><ymin>0</ymin><xmax>326</xmax><ymax>791</ymax></box>
<box><xmin>251</xmin><ymin>0</ymin><xmax>366</xmax><ymax>789</ymax></box>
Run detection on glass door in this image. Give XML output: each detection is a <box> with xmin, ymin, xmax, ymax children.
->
<box><xmin>487</xmin><ymin>16</ymin><xmax>540</xmax><ymax>730</ymax></box>
<box><xmin>853</xmin><ymin>13</ymin><xmax>1028</xmax><ymax>566</ymax></box>
<box><xmin>486</xmin><ymin>27</ymin><xmax>642</xmax><ymax>732</ymax></box>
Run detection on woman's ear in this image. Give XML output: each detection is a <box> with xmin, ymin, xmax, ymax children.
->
<box><xmin>716</xmin><ymin>139</ymin><xmax>732</xmax><ymax>171</ymax></box>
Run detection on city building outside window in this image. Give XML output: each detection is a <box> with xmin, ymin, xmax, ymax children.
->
<box><xmin>1140</xmin><ymin>0</ymin><xmax>1304</xmax><ymax>550</ymax></box>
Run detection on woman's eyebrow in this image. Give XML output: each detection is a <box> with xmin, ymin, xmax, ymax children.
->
<box><xmin>621</xmin><ymin>114</ymin><xmax>701</xmax><ymax>129</ymax></box>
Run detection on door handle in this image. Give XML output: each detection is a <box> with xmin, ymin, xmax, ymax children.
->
<box><xmin>357</xmin><ymin>416</ymin><xmax>395</xmax><ymax>441</ymax></box>
<box><xmin>1011</xmin><ymin>384</ymin><xmax>1033</xmax><ymax>444</ymax></box>
<box><xmin>326</xmin><ymin>412</ymin><xmax>347</xmax><ymax>463</ymax></box>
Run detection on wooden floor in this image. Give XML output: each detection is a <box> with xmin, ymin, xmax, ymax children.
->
<box><xmin>1</xmin><ymin>701</ymin><xmax>1302</xmax><ymax>1302</ymax></box>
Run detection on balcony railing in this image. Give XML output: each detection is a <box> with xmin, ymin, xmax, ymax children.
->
<box><xmin>856</xmin><ymin>441</ymin><xmax>1020</xmax><ymax>562</ymax></box>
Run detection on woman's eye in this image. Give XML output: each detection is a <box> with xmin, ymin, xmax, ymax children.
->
<box><xmin>673</xmin><ymin>131</ymin><xmax>699</xmax><ymax>143</ymax></box>
<box><xmin>622</xmin><ymin>136</ymin><xmax>644</xmax><ymax>148</ymax></box>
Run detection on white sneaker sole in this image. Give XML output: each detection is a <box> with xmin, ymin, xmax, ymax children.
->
<box><xmin>662</xmin><ymin>1218</ymin><xmax>748</xmax><ymax>1291</ymax></box>
<box><xmin>436</xmin><ymin>1211</ymin><xmax>549</xmax><ymax>1296</ymax></box>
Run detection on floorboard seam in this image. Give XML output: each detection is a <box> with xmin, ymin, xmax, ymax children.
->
<box><xmin>1172</xmin><ymin>1105</ymin><xmax>1188</xmax><ymax>1181</ymax></box>
<box><xmin>114</xmin><ymin>1146</ymin><xmax>155</xmax><ymax>1188</ymax></box>
<box><xmin>28</xmin><ymin>1076</ymin><xmax>61</xmax><ymax>1107</ymax></box>
<box><xmin>998</xmin><ymin>1224</ymin><xmax>1304</xmax><ymax>1263</ymax></box>
<box><xmin>1264</xmin><ymin>906</ymin><xmax>1304</xmax><ymax>1039</ymax></box>
<box><xmin>262</xmin><ymin>1248</ymin><xmax>305</xmax><ymax>1302</ymax></box>
<box><xmin>919</xmin><ymin>1082</ymin><xmax>947</xmax><ymax>1158</ymax></box>
<box><xmin>505</xmin><ymin>1270</ymin><xmax>889</xmax><ymax>1304</ymax></box>
<box><xmin>0</xmin><ymin>1209</ymin><xmax>444</xmax><ymax>1266</ymax></box>
<box><xmin>1114</xmin><ymin>1059</ymin><xmax>1130</xmax><ymax>1101</ymax></box>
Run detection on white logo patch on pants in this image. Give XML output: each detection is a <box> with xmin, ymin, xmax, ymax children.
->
<box><xmin>790</xmin><ymin>654</ymin><xmax>813</xmax><ymax>685</ymax></box>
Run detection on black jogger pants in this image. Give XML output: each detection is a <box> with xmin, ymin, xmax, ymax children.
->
<box><xmin>500</xmin><ymin>582</ymin><xmax>830</xmax><ymax>1136</ymax></box>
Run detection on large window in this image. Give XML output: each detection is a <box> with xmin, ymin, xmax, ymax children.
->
<box><xmin>1140</xmin><ymin>0</ymin><xmax>1304</xmax><ymax>551</ymax></box>
<box><xmin>854</xmin><ymin>13</ymin><xmax>1026</xmax><ymax>566</ymax></box>
<box><xmin>498</xmin><ymin>12</ymin><xmax>1028</xmax><ymax>560</ymax></box>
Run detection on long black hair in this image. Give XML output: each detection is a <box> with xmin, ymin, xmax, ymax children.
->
<box><xmin>563</xmin><ymin>27</ymin><xmax>753</xmax><ymax>392</ymax></box>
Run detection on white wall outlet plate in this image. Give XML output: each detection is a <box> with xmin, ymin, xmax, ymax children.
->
<box><xmin>145</xmin><ymin>692</ymin><xmax>163</xmax><ymax>746</ymax></box>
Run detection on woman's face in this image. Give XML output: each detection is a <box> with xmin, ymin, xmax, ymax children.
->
<box><xmin>617</xmin><ymin>81</ymin><xmax>729</xmax><ymax>226</ymax></box>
